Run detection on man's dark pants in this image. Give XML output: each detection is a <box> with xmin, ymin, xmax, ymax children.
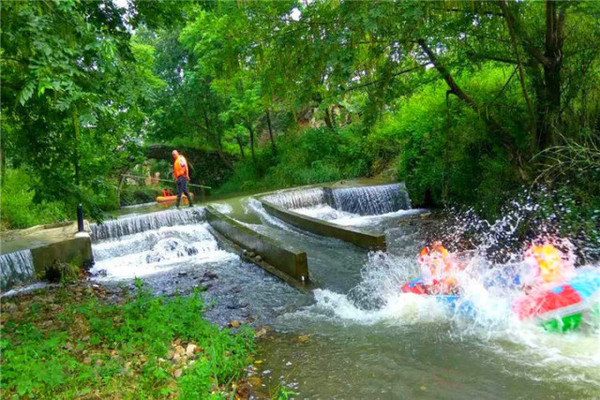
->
<box><xmin>176</xmin><ymin>176</ymin><xmax>193</xmax><ymax>208</ymax></box>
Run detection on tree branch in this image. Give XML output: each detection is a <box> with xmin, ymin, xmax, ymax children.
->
<box><xmin>417</xmin><ymin>39</ymin><xmax>480</xmax><ymax>113</ymax></box>
<box><xmin>500</xmin><ymin>0</ymin><xmax>549</xmax><ymax>66</ymax></box>
<box><xmin>498</xmin><ymin>0</ymin><xmax>536</xmax><ymax>137</ymax></box>
<box><xmin>466</xmin><ymin>52</ymin><xmax>517</xmax><ymax>65</ymax></box>
<box><xmin>344</xmin><ymin>64</ymin><xmax>428</xmax><ymax>92</ymax></box>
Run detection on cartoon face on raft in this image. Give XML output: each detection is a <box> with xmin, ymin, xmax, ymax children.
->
<box><xmin>420</xmin><ymin>242</ymin><xmax>452</xmax><ymax>279</ymax></box>
<box><xmin>417</xmin><ymin>241</ymin><xmax>464</xmax><ymax>293</ymax></box>
<box><xmin>524</xmin><ymin>243</ymin><xmax>574</xmax><ymax>285</ymax></box>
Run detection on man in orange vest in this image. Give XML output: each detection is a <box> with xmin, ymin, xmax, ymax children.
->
<box><xmin>172</xmin><ymin>150</ymin><xmax>193</xmax><ymax>208</ymax></box>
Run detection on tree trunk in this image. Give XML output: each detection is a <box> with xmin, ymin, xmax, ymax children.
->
<box><xmin>330</xmin><ymin>106</ymin><xmax>337</xmax><ymax>128</ymax></box>
<box><xmin>203</xmin><ymin>109</ymin><xmax>234</xmax><ymax>170</ymax></box>
<box><xmin>72</xmin><ymin>106</ymin><xmax>81</xmax><ymax>186</ymax></box>
<box><xmin>248</xmin><ymin>123</ymin><xmax>256</xmax><ymax>163</ymax></box>
<box><xmin>116</xmin><ymin>174</ymin><xmax>126</xmax><ymax>209</ymax></box>
<box><xmin>537</xmin><ymin>0</ymin><xmax>565</xmax><ymax>149</ymax></box>
<box><xmin>0</xmin><ymin>140</ymin><xmax>6</xmax><ymax>185</ymax></box>
<box><xmin>265</xmin><ymin>108</ymin><xmax>277</xmax><ymax>155</ymax></box>
<box><xmin>418</xmin><ymin>39</ymin><xmax>481</xmax><ymax>113</ymax></box>
<box><xmin>324</xmin><ymin>107</ymin><xmax>334</xmax><ymax>129</ymax></box>
<box><xmin>498</xmin><ymin>0</ymin><xmax>536</xmax><ymax>144</ymax></box>
<box><xmin>236</xmin><ymin>136</ymin><xmax>245</xmax><ymax>158</ymax></box>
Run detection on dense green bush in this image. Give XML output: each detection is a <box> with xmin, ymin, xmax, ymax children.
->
<box><xmin>218</xmin><ymin>67</ymin><xmax>527</xmax><ymax>216</ymax></box>
<box><xmin>215</xmin><ymin>126</ymin><xmax>372</xmax><ymax>194</ymax></box>
<box><xmin>120</xmin><ymin>184</ymin><xmax>163</xmax><ymax>206</ymax></box>
<box><xmin>365</xmin><ymin>68</ymin><xmax>527</xmax><ymax>213</ymax></box>
<box><xmin>1</xmin><ymin>168</ymin><xmax>69</xmax><ymax>229</ymax></box>
<box><xmin>0</xmin><ymin>168</ymin><xmax>125</xmax><ymax>230</ymax></box>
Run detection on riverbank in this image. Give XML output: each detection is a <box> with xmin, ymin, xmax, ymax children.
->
<box><xmin>0</xmin><ymin>280</ymin><xmax>258</xmax><ymax>399</ymax></box>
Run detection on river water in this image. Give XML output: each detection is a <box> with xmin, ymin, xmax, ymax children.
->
<box><xmin>38</xmin><ymin>184</ymin><xmax>600</xmax><ymax>398</ymax></box>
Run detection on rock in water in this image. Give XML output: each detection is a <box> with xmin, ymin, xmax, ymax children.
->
<box><xmin>203</xmin><ymin>270</ymin><xmax>218</xmax><ymax>280</ymax></box>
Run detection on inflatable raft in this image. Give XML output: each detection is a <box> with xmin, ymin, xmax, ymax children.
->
<box><xmin>156</xmin><ymin>194</ymin><xmax>193</xmax><ymax>205</ymax></box>
<box><xmin>402</xmin><ymin>269</ymin><xmax>600</xmax><ymax>332</ymax></box>
<box><xmin>514</xmin><ymin>269</ymin><xmax>600</xmax><ymax>332</ymax></box>
<box><xmin>401</xmin><ymin>278</ymin><xmax>475</xmax><ymax>315</ymax></box>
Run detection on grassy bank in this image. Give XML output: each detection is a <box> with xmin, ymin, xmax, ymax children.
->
<box><xmin>0</xmin><ymin>282</ymin><xmax>255</xmax><ymax>399</ymax></box>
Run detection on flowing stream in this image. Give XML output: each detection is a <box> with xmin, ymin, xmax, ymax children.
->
<box><xmin>248</xmin><ymin>185</ymin><xmax>600</xmax><ymax>399</ymax></box>
<box><xmin>3</xmin><ymin>183</ymin><xmax>599</xmax><ymax>398</ymax></box>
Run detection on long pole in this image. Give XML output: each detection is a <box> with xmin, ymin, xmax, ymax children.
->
<box><xmin>121</xmin><ymin>174</ymin><xmax>212</xmax><ymax>189</ymax></box>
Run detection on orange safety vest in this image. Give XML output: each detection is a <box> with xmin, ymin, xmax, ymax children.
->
<box><xmin>173</xmin><ymin>155</ymin><xmax>188</xmax><ymax>179</ymax></box>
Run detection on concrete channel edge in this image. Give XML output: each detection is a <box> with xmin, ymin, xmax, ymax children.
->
<box><xmin>205</xmin><ymin>206</ymin><xmax>310</xmax><ymax>288</ymax></box>
<box><xmin>258</xmin><ymin>197</ymin><xmax>387</xmax><ymax>251</ymax></box>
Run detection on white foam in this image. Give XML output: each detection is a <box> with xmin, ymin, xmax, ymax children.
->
<box><xmin>90</xmin><ymin>223</ymin><xmax>237</xmax><ymax>281</ymax></box>
<box><xmin>291</xmin><ymin>249</ymin><xmax>600</xmax><ymax>381</ymax></box>
<box><xmin>308</xmin><ymin>289</ymin><xmax>449</xmax><ymax>325</ymax></box>
<box><xmin>211</xmin><ymin>203</ymin><xmax>233</xmax><ymax>214</ymax></box>
<box><xmin>1</xmin><ymin>282</ymin><xmax>50</xmax><ymax>298</ymax></box>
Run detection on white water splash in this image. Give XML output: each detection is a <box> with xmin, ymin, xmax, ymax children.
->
<box><xmin>294</xmin><ymin>204</ymin><xmax>425</xmax><ymax>228</ymax></box>
<box><xmin>286</xmin><ymin>248</ymin><xmax>600</xmax><ymax>385</ymax></box>
<box><xmin>211</xmin><ymin>203</ymin><xmax>233</xmax><ymax>214</ymax></box>
<box><xmin>91</xmin><ymin>224</ymin><xmax>237</xmax><ymax>280</ymax></box>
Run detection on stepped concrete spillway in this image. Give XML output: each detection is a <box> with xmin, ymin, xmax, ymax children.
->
<box><xmin>258</xmin><ymin>183</ymin><xmax>413</xmax><ymax>250</ymax></box>
<box><xmin>89</xmin><ymin>208</ymin><xmax>206</xmax><ymax>241</ymax></box>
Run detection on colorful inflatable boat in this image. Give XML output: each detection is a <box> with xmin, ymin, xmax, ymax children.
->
<box><xmin>156</xmin><ymin>194</ymin><xmax>193</xmax><ymax>205</ymax></box>
<box><xmin>513</xmin><ymin>269</ymin><xmax>600</xmax><ymax>332</ymax></box>
<box><xmin>401</xmin><ymin>278</ymin><xmax>474</xmax><ymax>315</ymax></box>
<box><xmin>402</xmin><ymin>269</ymin><xmax>600</xmax><ymax>332</ymax></box>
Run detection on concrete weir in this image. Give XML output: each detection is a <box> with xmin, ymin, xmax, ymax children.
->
<box><xmin>260</xmin><ymin>200</ymin><xmax>386</xmax><ymax>250</ymax></box>
<box><xmin>1</xmin><ymin>223</ymin><xmax>93</xmax><ymax>290</ymax></box>
<box><xmin>205</xmin><ymin>206</ymin><xmax>309</xmax><ymax>287</ymax></box>
<box><xmin>257</xmin><ymin>182</ymin><xmax>413</xmax><ymax>251</ymax></box>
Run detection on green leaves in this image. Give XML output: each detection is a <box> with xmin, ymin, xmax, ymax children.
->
<box><xmin>17</xmin><ymin>81</ymin><xmax>35</xmax><ymax>106</ymax></box>
<box><xmin>1</xmin><ymin>0</ymin><xmax>167</xmax><ymax>225</ymax></box>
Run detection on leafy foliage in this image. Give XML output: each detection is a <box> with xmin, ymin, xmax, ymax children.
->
<box><xmin>2</xmin><ymin>0</ymin><xmax>600</xmax><ymax>229</ymax></box>
<box><xmin>0</xmin><ymin>168</ymin><xmax>68</xmax><ymax>229</ymax></box>
<box><xmin>1</xmin><ymin>0</ymin><xmax>158</xmax><ymax>226</ymax></box>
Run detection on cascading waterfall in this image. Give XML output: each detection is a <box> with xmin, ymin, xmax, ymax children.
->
<box><xmin>90</xmin><ymin>207</ymin><xmax>205</xmax><ymax>241</ymax></box>
<box><xmin>91</xmin><ymin>217</ymin><xmax>236</xmax><ymax>281</ymax></box>
<box><xmin>263</xmin><ymin>188</ymin><xmax>332</xmax><ymax>210</ymax></box>
<box><xmin>264</xmin><ymin>183</ymin><xmax>412</xmax><ymax>216</ymax></box>
<box><xmin>0</xmin><ymin>249</ymin><xmax>35</xmax><ymax>290</ymax></box>
<box><xmin>332</xmin><ymin>183</ymin><xmax>411</xmax><ymax>215</ymax></box>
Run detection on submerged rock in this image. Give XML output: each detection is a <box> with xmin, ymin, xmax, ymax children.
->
<box><xmin>203</xmin><ymin>270</ymin><xmax>218</xmax><ymax>280</ymax></box>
